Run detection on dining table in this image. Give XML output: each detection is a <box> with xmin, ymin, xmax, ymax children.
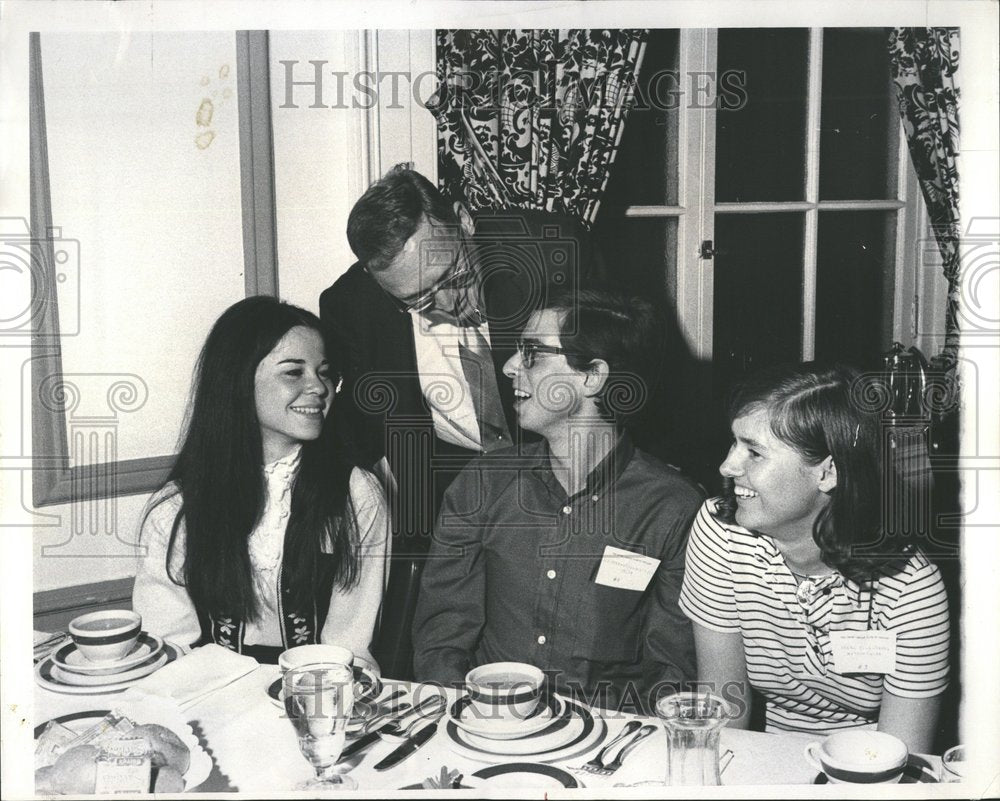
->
<box><xmin>33</xmin><ymin>645</ymin><xmax>947</xmax><ymax>795</ymax></box>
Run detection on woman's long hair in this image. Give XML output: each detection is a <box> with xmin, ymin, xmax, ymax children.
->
<box><xmin>151</xmin><ymin>296</ymin><xmax>359</xmax><ymax>622</ymax></box>
<box><xmin>716</xmin><ymin>362</ymin><xmax>910</xmax><ymax>583</ymax></box>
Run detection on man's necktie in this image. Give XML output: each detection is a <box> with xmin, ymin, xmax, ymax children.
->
<box><xmin>423</xmin><ymin>309</ymin><xmax>511</xmax><ymax>453</ymax></box>
<box><xmin>458</xmin><ymin>325</ymin><xmax>512</xmax><ymax>453</ymax></box>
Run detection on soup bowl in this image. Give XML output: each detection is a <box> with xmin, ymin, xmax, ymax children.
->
<box><xmin>68</xmin><ymin>610</ymin><xmax>142</xmax><ymax>664</ymax></box>
<box><xmin>465</xmin><ymin>662</ymin><xmax>544</xmax><ymax>723</ymax></box>
<box><xmin>804</xmin><ymin>730</ymin><xmax>908</xmax><ymax>783</ymax></box>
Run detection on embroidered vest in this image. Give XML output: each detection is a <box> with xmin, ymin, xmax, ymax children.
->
<box><xmin>196</xmin><ymin>555</ymin><xmax>337</xmax><ymax>664</ymax></box>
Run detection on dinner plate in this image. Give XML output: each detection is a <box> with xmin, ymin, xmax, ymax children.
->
<box><xmin>446</xmin><ymin>699</ymin><xmax>606</xmax><ymax>764</ymax></box>
<box><xmin>50</xmin><ymin>651</ymin><xmax>168</xmax><ymax>686</ymax></box>
<box><xmin>267</xmin><ymin>664</ymin><xmax>381</xmax><ymax>707</ymax></box>
<box><xmin>53</xmin><ymin>633</ymin><xmax>164</xmax><ymax>675</ymax></box>
<box><xmin>473</xmin><ymin>762</ymin><xmax>580</xmax><ymax>789</ymax></box>
<box><xmin>398</xmin><ymin>775</ymin><xmax>484</xmax><ymax>790</ymax></box>
<box><xmin>814</xmin><ymin>756</ymin><xmax>939</xmax><ymax>784</ymax></box>
<box><xmin>34</xmin><ymin>698</ymin><xmax>213</xmax><ymax>791</ymax></box>
<box><xmin>449</xmin><ymin>693</ymin><xmax>561</xmax><ymax>740</ymax></box>
<box><xmin>35</xmin><ymin>642</ymin><xmax>181</xmax><ymax>694</ymax></box>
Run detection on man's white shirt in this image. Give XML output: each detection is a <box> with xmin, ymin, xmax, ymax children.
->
<box><xmin>411</xmin><ymin>311</ymin><xmax>493</xmax><ymax>452</ymax></box>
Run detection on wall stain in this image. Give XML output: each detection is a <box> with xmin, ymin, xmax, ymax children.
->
<box><xmin>195</xmin><ymin>131</ymin><xmax>216</xmax><ymax>150</ymax></box>
<box><xmin>196</xmin><ymin>99</ymin><xmax>214</xmax><ymax>128</ymax></box>
<box><xmin>194</xmin><ymin>64</ymin><xmax>230</xmax><ymax>150</ymax></box>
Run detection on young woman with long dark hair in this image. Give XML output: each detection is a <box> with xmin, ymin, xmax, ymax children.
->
<box><xmin>133</xmin><ymin>297</ymin><xmax>388</xmax><ymax>668</ymax></box>
<box><xmin>679</xmin><ymin>363</ymin><xmax>949</xmax><ymax>752</ymax></box>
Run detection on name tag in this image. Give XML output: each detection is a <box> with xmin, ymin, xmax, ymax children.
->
<box><xmin>830</xmin><ymin>630</ymin><xmax>897</xmax><ymax>674</ymax></box>
<box><xmin>593</xmin><ymin>546</ymin><xmax>660</xmax><ymax>592</ymax></box>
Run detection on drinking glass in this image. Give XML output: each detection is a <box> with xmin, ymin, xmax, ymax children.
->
<box><xmin>284</xmin><ymin>662</ymin><xmax>357</xmax><ymax>791</ymax></box>
<box><xmin>655</xmin><ymin>692</ymin><xmax>732</xmax><ymax>786</ymax></box>
<box><xmin>940</xmin><ymin>744</ymin><xmax>966</xmax><ymax>783</ymax></box>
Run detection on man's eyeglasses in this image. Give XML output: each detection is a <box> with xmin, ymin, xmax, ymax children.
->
<box><xmin>397</xmin><ymin>261</ymin><xmax>477</xmax><ymax>315</ymax></box>
<box><xmin>516</xmin><ymin>340</ymin><xmax>590</xmax><ymax>369</ymax></box>
<box><xmin>373</xmin><ymin>233</ymin><xmax>476</xmax><ymax>317</ymax></box>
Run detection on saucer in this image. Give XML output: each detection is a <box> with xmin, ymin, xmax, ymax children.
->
<box><xmin>446</xmin><ymin>699</ymin><xmax>606</xmax><ymax>764</ymax></box>
<box><xmin>267</xmin><ymin>664</ymin><xmax>381</xmax><ymax>706</ymax></box>
<box><xmin>53</xmin><ymin>633</ymin><xmax>164</xmax><ymax>675</ymax></box>
<box><xmin>449</xmin><ymin>693</ymin><xmax>560</xmax><ymax>740</ymax></box>
<box><xmin>50</xmin><ymin>651</ymin><xmax>168</xmax><ymax>686</ymax></box>
<box><xmin>35</xmin><ymin>641</ymin><xmax>181</xmax><ymax>694</ymax></box>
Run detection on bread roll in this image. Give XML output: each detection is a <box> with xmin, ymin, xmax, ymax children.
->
<box><xmin>129</xmin><ymin>724</ymin><xmax>191</xmax><ymax>775</ymax></box>
<box><xmin>51</xmin><ymin>744</ymin><xmax>100</xmax><ymax>794</ymax></box>
<box><xmin>34</xmin><ymin>765</ymin><xmax>59</xmax><ymax>794</ymax></box>
<box><xmin>152</xmin><ymin>765</ymin><xmax>186</xmax><ymax>793</ymax></box>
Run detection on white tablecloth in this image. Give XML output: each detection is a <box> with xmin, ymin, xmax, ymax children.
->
<box><xmin>34</xmin><ymin>660</ymin><xmax>866</xmax><ymax>793</ymax></box>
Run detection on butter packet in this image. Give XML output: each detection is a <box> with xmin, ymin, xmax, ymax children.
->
<box><xmin>65</xmin><ymin>710</ymin><xmax>135</xmax><ymax>751</ymax></box>
<box><xmin>94</xmin><ymin>737</ymin><xmax>152</xmax><ymax>794</ymax></box>
<box><xmin>34</xmin><ymin>720</ymin><xmax>78</xmax><ymax>769</ymax></box>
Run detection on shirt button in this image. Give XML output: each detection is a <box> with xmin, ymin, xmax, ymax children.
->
<box><xmin>591</xmin><ymin>494</ymin><xmax>599</xmax><ymax>502</ymax></box>
<box><xmin>537</xmin><ymin>635</ymin><xmax>547</xmax><ymax>645</ymax></box>
<box><xmin>561</xmin><ymin>505</ymin><xmax>572</xmax><ymax>515</ymax></box>
<box><xmin>546</xmin><ymin>569</ymin><xmax>556</xmax><ymax>579</ymax></box>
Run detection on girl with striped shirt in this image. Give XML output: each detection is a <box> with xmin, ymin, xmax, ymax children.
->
<box><xmin>679</xmin><ymin>363</ymin><xmax>949</xmax><ymax>753</ymax></box>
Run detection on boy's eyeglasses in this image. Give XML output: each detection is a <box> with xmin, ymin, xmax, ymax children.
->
<box><xmin>516</xmin><ymin>340</ymin><xmax>589</xmax><ymax>369</ymax></box>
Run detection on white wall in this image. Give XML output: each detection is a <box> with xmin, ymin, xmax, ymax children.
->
<box><xmin>25</xmin><ymin>29</ymin><xmax>436</xmax><ymax>592</ymax></box>
<box><xmin>270</xmin><ymin>30</ymin><xmax>368</xmax><ymax>313</ymax></box>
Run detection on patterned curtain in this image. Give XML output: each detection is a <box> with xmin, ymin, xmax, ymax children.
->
<box><xmin>887</xmin><ymin>27</ymin><xmax>961</xmax><ymax>360</ymax></box>
<box><xmin>430</xmin><ymin>29</ymin><xmax>647</xmax><ymax>227</ymax></box>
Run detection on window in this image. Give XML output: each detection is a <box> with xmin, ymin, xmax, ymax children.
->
<box><xmin>594</xmin><ymin>28</ymin><xmax>924</xmax><ymax>484</ymax></box>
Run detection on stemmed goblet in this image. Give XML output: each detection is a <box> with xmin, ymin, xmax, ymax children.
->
<box><xmin>283</xmin><ymin>662</ymin><xmax>357</xmax><ymax>791</ymax></box>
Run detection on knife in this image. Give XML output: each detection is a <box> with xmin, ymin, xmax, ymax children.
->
<box><xmin>339</xmin><ymin>726</ymin><xmax>388</xmax><ymax>762</ymax></box>
<box><xmin>338</xmin><ymin>695</ymin><xmax>440</xmax><ymax>761</ymax></box>
<box><xmin>372</xmin><ymin>721</ymin><xmax>438</xmax><ymax>771</ymax></box>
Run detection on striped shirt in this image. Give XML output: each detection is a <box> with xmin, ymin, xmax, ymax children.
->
<box><xmin>679</xmin><ymin>499</ymin><xmax>950</xmax><ymax>733</ymax></box>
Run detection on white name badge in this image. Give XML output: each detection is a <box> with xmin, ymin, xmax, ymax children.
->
<box><xmin>830</xmin><ymin>631</ymin><xmax>897</xmax><ymax>674</ymax></box>
<box><xmin>593</xmin><ymin>546</ymin><xmax>661</xmax><ymax>592</ymax></box>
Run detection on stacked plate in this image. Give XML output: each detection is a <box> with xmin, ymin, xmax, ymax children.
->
<box><xmin>445</xmin><ymin>693</ymin><xmax>607</xmax><ymax>764</ymax></box>
<box><xmin>35</xmin><ymin>634</ymin><xmax>181</xmax><ymax>694</ymax></box>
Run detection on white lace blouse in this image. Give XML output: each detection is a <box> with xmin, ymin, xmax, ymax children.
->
<box><xmin>132</xmin><ymin>451</ymin><xmax>389</xmax><ymax>672</ymax></box>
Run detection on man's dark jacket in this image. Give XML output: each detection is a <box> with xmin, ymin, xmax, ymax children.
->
<box><xmin>319</xmin><ymin>208</ymin><xmax>602</xmax><ymax>552</ymax></box>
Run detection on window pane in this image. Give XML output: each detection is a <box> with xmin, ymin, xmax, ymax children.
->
<box><xmin>815</xmin><ymin>211</ymin><xmax>896</xmax><ymax>367</ymax></box>
<box><xmin>713</xmin><ymin>213</ymin><xmax>803</xmax><ymax>383</ymax></box>
<box><xmin>819</xmin><ymin>29</ymin><xmax>897</xmax><ymax>200</ymax></box>
<box><xmin>601</xmin><ymin>29</ymin><xmax>679</xmax><ymax>207</ymax></box>
<box><xmin>592</xmin><ymin>216</ymin><xmax>677</xmax><ymax>306</ymax></box>
<box><xmin>590</xmin><ymin>216</ymin><xmax>694</xmax><ymax>482</ymax></box>
<box><xmin>715</xmin><ymin>29</ymin><xmax>809</xmax><ymax>202</ymax></box>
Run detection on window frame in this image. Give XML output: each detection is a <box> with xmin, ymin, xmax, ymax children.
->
<box><xmin>623</xmin><ymin>28</ymin><xmax>928</xmax><ymax>363</ymax></box>
<box><xmin>29</xmin><ymin>31</ymin><xmax>278</xmax><ymax>507</ymax></box>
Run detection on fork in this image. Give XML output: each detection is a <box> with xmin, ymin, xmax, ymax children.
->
<box><xmin>589</xmin><ymin>724</ymin><xmax>658</xmax><ymax>776</ymax></box>
<box><xmin>361</xmin><ymin>702</ymin><xmax>411</xmax><ymax>735</ymax></box>
<box><xmin>378</xmin><ymin>695</ymin><xmax>448</xmax><ymax>742</ymax></box>
<box><xmin>573</xmin><ymin>720</ymin><xmax>641</xmax><ymax>774</ymax></box>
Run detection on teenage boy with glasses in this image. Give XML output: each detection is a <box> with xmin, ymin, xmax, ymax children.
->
<box><xmin>412</xmin><ymin>289</ymin><xmax>702</xmax><ymax>712</ymax></box>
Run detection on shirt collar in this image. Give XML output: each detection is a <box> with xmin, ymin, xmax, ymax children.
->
<box><xmin>713</xmin><ymin>507</ymin><xmax>867</xmax><ymax>605</ymax></box>
<box><xmin>531</xmin><ymin>431</ymin><xmax>635</xmax><ymax>501</ymax></box>
<box><xmin>263</xmin><ymin>444</ymin><xmax>302</xmax><ymax>480</ymax></box>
